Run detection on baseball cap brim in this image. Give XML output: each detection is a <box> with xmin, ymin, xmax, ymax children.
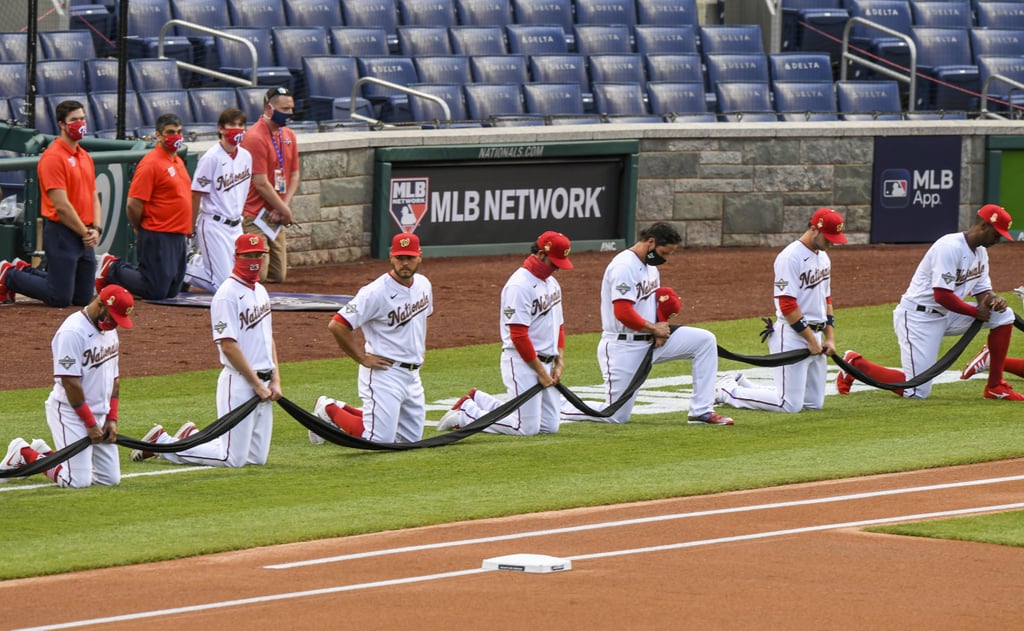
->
<box><xmin>822</xmin><ymin>231</ymin><xmax>848</xmax><ymax>244</ymax></box>
<box><xmin>547</xmin><ymin>255</ymin><xmax>573</xmax><ymax>270</ymax></box>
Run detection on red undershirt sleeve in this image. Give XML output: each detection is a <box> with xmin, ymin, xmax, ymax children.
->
<box><xmin>778</xmin><ymin>295</ymin><xmax>798</xmax><ymax>316</ymax></box>
<box><xmin>509</xmin><ymin>323</ymin><xmax>537</xmax><ymax>362</ymax></box>
<box><xmin>558</xmin><ymin>325</ymin><xmax>565</xmax><ymax>350</ymax></box>
<box><xmin>613</xmin><ymin>299</ymin><xmax>647</xmax><ymax>331</ymax></box>
<box><xmin>934</xmin><ymin>288</ymin><xmax>979</xmax><ymax>318</ymax></box>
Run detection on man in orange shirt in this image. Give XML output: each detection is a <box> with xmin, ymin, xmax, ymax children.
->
<box><xmin>240</xmin><ymin>87</ymin><xmax>300</xmax><ymax>284</ymax></box>
<box><xmin>0</xmin><ymin>100</ymin><xmax>102</xmax><ymax>306</ymax></box>
<box><xmin>96</xmin><ymin>113</ymin><xmax>192</xmax><ymax>300</ymax></box>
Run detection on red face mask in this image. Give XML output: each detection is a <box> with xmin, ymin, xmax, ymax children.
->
<box><xmin>66</xmin><ymin>120</ymin><xmax>87</xmax><ymax>141</ymax></box>
<box><xmin>224</xmin><ymin>128</ymin><xmax>245</xmax><ymax>146</ymax></box>
<box><xmin>233</xmin><ymin>255</ymin><xmax>262</xmax><ymax>285</ymax></box>
<box><xmin>162</xmin><ymin>133</ymin><xmax>184</xmax><ymax>152</ymax></box>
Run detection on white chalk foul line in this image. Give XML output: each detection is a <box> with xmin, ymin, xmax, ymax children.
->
<box><xmin>0</xmin><ymin>466</ymin><xmax>212</xmax><ymax>492</ymax></box>
<box><xmin>14</xmin><ymin>500</ymin><xmax>1024</xmax><ymax>631</ymax></box>
<box><xmin>264</xmin><ymin>473</ymin><xmax>1024</xmax><ymax>569</ymax></box>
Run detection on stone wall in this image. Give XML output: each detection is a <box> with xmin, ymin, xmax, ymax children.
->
<box><xmin>187</xmin><ymin>121</ymin><xmax>1013</xmax><ymax>265</ymax></box>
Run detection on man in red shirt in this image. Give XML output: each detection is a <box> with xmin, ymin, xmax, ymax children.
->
<box><xmin>240</xmin><ymin>87</ymin><xmax>300</xmax><ymax>284</ymax></box>
<box><xmin>95</xmin><ymin>113</ymin><xmax>192</xmax><ymax>300</ymax></box>
<box><xmin>0</xmin><ymin>100</ymin><xmax>102</xmax><ymax>306</ymax></box>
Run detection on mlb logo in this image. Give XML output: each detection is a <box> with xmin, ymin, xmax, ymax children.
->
<box><xmin>389</xmin><ymin>177</ymin><xmax>429</xmax><ymax>233</ymax></box>
<box><xmin>880</xmin><ymin>168</ymin><xmax>910</xmax><ymax>209</ymax></box>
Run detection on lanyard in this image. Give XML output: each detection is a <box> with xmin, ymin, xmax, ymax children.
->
<box><xmin>265</xmin><ymin>118</ymin><xmax>285</xmax><ymax>169</ymax></box>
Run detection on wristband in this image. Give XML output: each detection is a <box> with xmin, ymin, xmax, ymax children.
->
<box><xmin>826</xmin><ymin>314</ymin><xmax>835</xmax><ymax>328</ymax></box>
<box><xmin>73</xmin><ymin>401</ymin><xmax>98</xmax><ymax>428</ymax></box>
<box><xmin>790</xmin><ymin>317</ymin><xmax>809</xmax><ymax>333</ymax></box>
<box><xmin>108</xmin><ymin>396</ymin><xmax>119</xmax><ymax>422</ymax></box>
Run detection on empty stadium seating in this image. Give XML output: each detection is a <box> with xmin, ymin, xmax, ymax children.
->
<box><xmin>472</xmin><ymin>54</ymin><xmax>530</xmax><ymax>84</ymax></box>
<box><xmin>455</xmin><ymin>0</ymin><xmax>513</xmax><ymax>26</ymax></box>
<box><xmin>449</xmin><ymin>26</ymin><xmax>508</xmax><ymax>55</ymax></box>
<box><xmin>910</xmin><ymin>26</ymin><xmax>979</xmax><ymax>110</ymax></box>
<box><xmin>284</xmin><ymin>0</ymin><xmax>345</xmax><ymax>27</ymax></box>
<box><xmin>227</xmin><ymin>0</ymin><xmax>287</xmax><ymax>28</ymax></box>
<box><xmin>302</xmin><ymin>55</ymin><xmax>375</xmax><ymax>121</ymax></box>
<box><xmin>835</xmin><ymin>80</ymin><xmax>903</xmax><ymax>120</ymax></box>
<box><xmin>772</xmin><ymin>81</ymin><xmax>839</xmax><ymax>120</ymax></box>
<box><xmin>414</xmin><ymin>55</ymin><xmax>474</xmax><ymax>85</ymax></box>
<box><xmin>647</xmin><ymin>81</ymin><xmax>716</xmax><ymax>122</ymax></box>
<box><xmin>714</xmin><ymin>81</ymin><xmax>777</xmax><ymax>122</ymax></box>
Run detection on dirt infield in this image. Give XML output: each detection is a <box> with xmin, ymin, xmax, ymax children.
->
<box><xmin>4</xmin><ymin>241</ymin><xmax>1024</xmax><ymax>391</ymax></box>
<box><xmin>2</xmin><ymin>459</ymin><xmax>1022</xmax><ymax>629</ymax></box>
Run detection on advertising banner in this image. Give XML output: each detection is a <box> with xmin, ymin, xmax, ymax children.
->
<box><xmin>871</xmin><ymin>136</ymin><xmax>962</xmax><ymax>243</ymax></box>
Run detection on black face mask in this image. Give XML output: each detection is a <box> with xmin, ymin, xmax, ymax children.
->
<box><xmin>645</xmin><ymin>247</ymin><xmax>667</xmax><ymax>266</ymax></box>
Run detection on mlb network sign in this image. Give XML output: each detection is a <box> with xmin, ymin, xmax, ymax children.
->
<box><xmin>871</xmin><ymin>136</ymin><xmax>961</xmax><ymax>243</ymax></box>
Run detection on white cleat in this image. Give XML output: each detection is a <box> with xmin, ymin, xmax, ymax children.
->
<box><xmin>2</xmin><ymin>437</ymin><xmax>29</xmax><ymax>471</ymax></box>
<box><xmin>173</xmin><ymin>421</ymin><xmax>198</xmax><ymax>440</ymax></box>
<box><xmin>437</xmin><ymin>409</ymin><xmax>463</xmax><ymax>431</ymax></box>
<box><xmin>130</xmin><ymin>425</ymin><xmax>165</xmax><ymax>462</ymax></box>
<box><xmin>30</xmin><ymin>438</ymin><xmax>53</xmax><ymax>455</ymax></box>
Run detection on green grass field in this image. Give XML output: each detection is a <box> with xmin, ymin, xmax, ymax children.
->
<box><xmin>1</xmin><ymin>302</ymin><xmax>1022</xmax><ymax>580</ymax></box>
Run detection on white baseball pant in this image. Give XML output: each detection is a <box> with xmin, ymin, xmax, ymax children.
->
<box><xmin>359</xmin><ymin>364</ymin><xmax>426</xmax><ymax>443</ymax></box>
<box><xmin>45</xmin><ymin>396</ymin><xmax>120</xmax><ymax>488</ymax></box>
<box><xmin>457</xmin><ymin>350</ymin><xmax>561</xmax><ymax>436</ymax></box>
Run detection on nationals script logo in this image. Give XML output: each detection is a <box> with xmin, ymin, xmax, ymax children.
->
<box><xmin>389</xmin><ymin>177</ymin><xmax>429</xmax><ymax>234</ymax></box>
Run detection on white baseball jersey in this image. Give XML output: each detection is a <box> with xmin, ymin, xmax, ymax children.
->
<box><xmin>901</xmin><ymin>232</ymin><xmax>992</xmax><ymax>308</ymax></box>
<box><xmin>773</xmin><ymin>240</ymin><xmax>831</xmax><ymax>323</ymax></box>
<box><xmin>186</xmin><ymin>144</ymin><xmax>252</xmax><ymax>291</ymax></box>
<box><xmin>210</xmin><ymin>276</ymin><xmax>275</xmax><ymax>373</ymax></box>
<box><xmin>601</xmin><ymin>249</ymin><xmax>659</xmax><ymax>333</ymax></box>
<box><xmin>499</xmin><ymin>267</ymin><xmax>563</xmax><ymax>356</ymax></box>
<box><xmin>46</xmin><ymin>310</ymin><xmax>121</xmax><ymax>487</ymax></box>
<box><xmin>339</xmin><ymin>272</ymin><xmax>433</xmax><ymax>365</ymax></box>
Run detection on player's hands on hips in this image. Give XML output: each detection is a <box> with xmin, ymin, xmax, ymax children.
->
<box><xmin>361</xmin><ymin>353</ymin><xmax>394</xmax><ymax>370</ymax></box>
<box><xmin>86</xmin><ymin>424</ymin><xmax>105</xmax><ymax>444</ymax></box>
<box><xmin>102</xmin><ymin>420</ymin><xmax>118</xmax><ymax>443</ymax></box>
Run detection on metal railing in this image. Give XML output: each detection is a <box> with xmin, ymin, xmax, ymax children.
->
<box><xmin>350</xmin><ymin>77</ymin><xmax>452</xmax><ymax>127</ymax></box>
<box><xmin>840</xmin><ymin>16</ymin><xmax>917</xmax><ymax>112</ymax></box>
<box><xmin>981</xmin><ymin>74</ymin><xmax>1024</xmax><ymax>120</ymax></box>
<box><xmin>157</xmin><ymin>19</ymin><xmax>258</xmax><ymax>87</ymax></box>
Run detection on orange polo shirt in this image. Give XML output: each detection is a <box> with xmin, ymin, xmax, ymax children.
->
<box><xmin>127</xmin><ymin>146</ymin><xmax>192</xmax><ymax>234</ymax></box>
<box><xmin>37</xmin><ymin>137</ymin><xmax>97</xmax><ymax>224</ymax></box>
<box><xmin>241</xmin><ymin>118</ymin><xmax>299</xmax><ymax>219</ymax></box>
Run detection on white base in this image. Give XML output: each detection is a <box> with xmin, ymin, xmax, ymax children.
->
<box><xmin>481</xmin><ymin>553</ymin><xmax>572</xmax><ymax>573</ymax></box>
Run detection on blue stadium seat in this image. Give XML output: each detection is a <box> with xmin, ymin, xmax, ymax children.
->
<box><xmin>575</xmin><ymin>0</ymin><xmax>637</xmax><ymax>26</ymax></box>
<box><xmin>463</xmin><ymin>83</ymin><xmax>536</xmax><ymax>124</ymax></box>
<box><xmin>84</xmin><ymin>58</ymin><xmax>126</xmax><ymax>93</ymax></box>
<box><xmin>574</xmin><ymin>24</ymin><xmax>633</xmax><ymax>55</ymax></box>
<box><xmin>68</xmin><ymin>4</ymin><xmax>115</xmax><ymax>55</ymax></box>
<box><xmin>645</xmin><ymin>53</ymin><xmax>704</xmax><ymax>83</ymax></box>
<box><xmin>171</xmin><ymin>0</ymin><xmax>231</xmax><ymax>69</ymax></box>
<box><xmin>772</xmin><ymin>80</ymin><xmax>838</xmax><ymax>121</ymax></box>
<box><xmin>36</xmin><ymin>60</ymin><xmax>86</xmax><ymax>96</ymax></box>
<box><xmin>407</xmin><ymin>83</ymin><xmax>480</xmax><ymax>127</ymax></box>
<box><xmin>636</xmin><ymin>0</ymin><xmax>699</xmax><ymax>25</ymax></box>
<box><xmin>216</xmin><ymin>27</ymin><xmax>294</xmax><ymax>91</ymax></box>
<box><xmin>188</xmin><ymin>87</ymin><xmax>241</xmax><ymax>123</ymax></box>
<box><xmin>970</xmin><ymin>28</ymin><xmax>1024</xmax><ymax>62</ymax></box>
<box><xmin>846</xmin><ymin>0</ymin><xmax>915</xmax><ymax>80</ymax></box>
<box><xmin>506</xmin><ymin>25</ymin><xmax>570</xmax><ymax>54</ymax></box>
<box><xmin>302</xmin><ymin>55</ymin><xmax>374</xmax><ymax>121</ymax></box>
<box><xmin>835</xmin><ymin>80</ymin><xmax>903</xmax><ymax>120</ymax></box>
<box><xmin>780</xmin><ymin>1</ymin><xmax>848</xmax><ymax>62</ymax></box>
<box><xmin>414</xmin><ymin>55</ymin><xmax>473</xmax><ymax>84</ymax></box>
<box><xmin>330</xmin><ymin>27</ymin><xmax>392</xmax><ymax>57</ymax></box>
<box><xmin>398</xmin><ymin>26</ymin><xmax>454</xmax><ymax>55</ymax></box>
<box><xmin>0</xmin><ymin>33</ymin><xmax>27</xmax><ymax>62</ymax></box>
<box><xmin>523</xmin><ymin>82</ymin><xmax>603</xmax><ymax>123</ymax></box>
<box><xmin>0</xmin><ymin>148</ymin><xmax>26</xmax><ymax>200</ymax></box>
<box><xmin>39</xmin><ymin>30</ymin><xmax>97</xmax><ymax>60</ymax></box>
<box><xmin>357</xmin><ymin>55</ymin><xmax>419</xmax><ymax>122</ymax></box>
<box><xmin>227</xmin><ymin>0</ymin><xmax>287</xmax><ymax>27</ymax></box>
<box><xmin>911</xmin><ymin>1</ymin><xmax>973</xmax><ymax>28</ymax></box>
<box><xmin>471</xmin><ymin>54</ymin><xmax>530</xmax><ymax>83</ymax></box>
<box><xmin>9</xmin><ymin>96</ymin><xmax>53</xmax><ymax>134</ymax></box>
<box><xmin>705</xmin><ymin>53</ymin><xmax>771</xmax><ymax>87</ymax></box>
<box><xmin>449</xmin><ymin>26</ymin><xmax>508</xmax><ymax>54</ymax></box>
<box><xmin>455</xmin><ymin>0</ymin><xmax>514</xmax><ymax>25</ymax></box>
<box><xmin>88</xmin><ymin>91</ymin><xmax>144</xmax><ymax>137</ymax></box>
<box><xmin>271</xmin><ymin>26</ymin><xmax>331</xmax><ymax>96</ymax></box>
<box><xmin>0</xmin><ymin>63</ymin><xmax>25</xmax><ymax>99</ymax></box>
<box><xmin>633</xmin><ymin>25</ymin><xmax>698</xmax><ymax>55</ymax></box>
<box><xmin>529</xmin><ymin>54</ymin><xmax>592</xmax><ymax>108</ymax></box>
<box><xmin>592</xmin><ymin>82</ymin><xmax>662</xmax><ymax>120</ymax></box>
<box><xmin>123</xmin><ymin>0</ymin><xmax>194</xmax><ymax>65</ymax></box>
<box><xmin>284</xmin><ymin>0</ymin><xmax>345</xmax><ymax>26</ymax></box>
<box><xmin>699</xmin><ymin>24</ymin><xmax>766</xmax><ymax>55</ymax></box>
<box><xmin>128</xmin><ymin>58</ymin><xmax>184</xmax><ymax>93</ymax></box>
<box><xmin>976</xmin><ymin>2</ymin><xmax>1024</xmax><ymax>30</ymax></box>
<box><xmin>341</xmin><ymin>0</ymin><xmax>401</xmax><ymax>52</ymax></box>
<box><xmin>647</xmin><ymin>81</ymin><xmax>716</xmax><ymax>122</ymax></box>
<box><xmin>714</xmin><ymin>81</ymin><xmax>777</xmax><ymax>122</ymax></box>
<box><xmin>911</xmin><ymin>27</ymin><xmax>979</xmax><ymax>110</ymax></box>
<box><xmin>397</xmin><ymin>0</ymin><xmax>459</xmax><ymax>25</ymax></box>
<box><xmin>589</xmin><ymin>54</ymin><xmax>648</xmax><ymax>86</ymax></box>
<box><xmin>510</xmin><ymin>0</ymin><xmax>575</xmax><ymax>50</ymax></box>
<box><xmin>236</xmin><ymin>86</ymin><xmax>272</xmax><ymax>119</ymax></box>
<box><xmin>768</xmin><ymin>52</ymin><xmax>834</xmax><ymax>82</ymax></box>
<box><xmin>137</xmin><ymin>89</ymin><xmax>191</xmax><ymax>127</ymax></box>
<box><xmin>977</xmin><ymin>55</ymin><xmax>1024</xmax><ymax>111</ymax></box>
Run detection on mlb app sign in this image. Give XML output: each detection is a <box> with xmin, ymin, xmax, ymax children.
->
<box><xmin>871</xmin><ymin>136</ymin><xmax>961</xmax><ymax>243</ymax></box>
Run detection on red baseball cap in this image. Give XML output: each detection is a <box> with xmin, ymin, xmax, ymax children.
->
<box><xmin>656</xmin><ymin>287</ymin><xmax>681</xmax><ymax>322</ymax></box>
<box><xmin>978</xmin><ymin>204</ymin><xmax>1014</xmax><ymax>241</ymax></box>
<box><xmin>235</xmin><ymin>233</ymin><xmax>268</xmax><ymax>254</ymax></box>
<box><xmin>537</xmin><ymin>231</ymin><xmax>573</xmax><ymax>269</ymax></box>
<box><xmin>99</xmin><ymin>284</ymin><xmax>134</xmax><ymax>329</ymax></box>
<box><xmin>811</xmin><ymin>207</ymin><xmax>848</xmax><ymax>244</ymax></box>
<box><xmin>391</xmin><ymin>232</ymin><xmax>422</xmax><ymax>256</ymax></box>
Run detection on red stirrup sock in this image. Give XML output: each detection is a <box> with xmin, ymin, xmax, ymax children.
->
<box><xmin>986</xmin><ymin>324</ymin><xmax>1013</xmax><ymax>388</ymax></box>
<box><xmin>852</xmin><ymin>355</ymin><xmax>906</xmax><ymax>397</ymax></box>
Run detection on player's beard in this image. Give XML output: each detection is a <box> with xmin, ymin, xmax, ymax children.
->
<box><xmin>391</xmin><ymin>257</ymin><xmax>420</xmax><ymax>282</ymax></box>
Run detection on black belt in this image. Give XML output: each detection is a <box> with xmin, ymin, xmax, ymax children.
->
<box><xmin>617</xmin><ymin>334</ymin><xmax>652</xmax><ymax>341</ymax></box>
<box><xmin>256</xmin><ymin>369</ymin><xmax>274</xmax><ymax>381</ymax></box>
<box><xmin>396</xmin><ymin>362</ymin><xmax>421</xmax><ymax>370</ymax></box>
<box><xmin>808</xmin><ymin>322</ymin><xmax>827</xmax><ymax>332</ymax></box>
<box><xmin>537</xmin><ymin>353</ymin><xmax>556</xmax><ymax>363</ymax></box>
<box><xmin>915</xmin><ymin>305</ymin><xmax>944</xmax><ymax>316</ymax></box>
<box><xmin>212</xmin><ymin>215</ymin><xmax>241</xmax><ymax>227</ymax></box>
